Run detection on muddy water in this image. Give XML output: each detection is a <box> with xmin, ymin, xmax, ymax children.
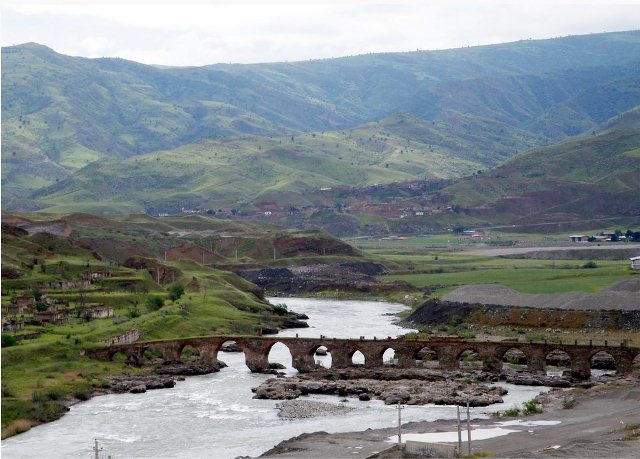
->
<box><xmin>2</xmin><ymin>297</ymin><xmax>547</xmax><ymax>459</ymax></box>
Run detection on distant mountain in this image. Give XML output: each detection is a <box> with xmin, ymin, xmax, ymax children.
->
<box><xmin>443</xmin><ymin>107</ymin><xmax>640</xmax><ymax>229</ymax></box>
<box><xmin>3</xmin><ymin>31</ymin><xmax>640</xmax><ymax>205</ymax></box>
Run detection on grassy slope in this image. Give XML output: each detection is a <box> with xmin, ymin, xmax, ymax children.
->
<box><xmin>441</xmin><ymin>107</ymin><xmax>640</xmax><ymax>224</ymax></box>
<box><xmin>30</xmin><ymin>114</ymin><xmax>493</xmax><ymax>213</ymax></box>
<box><xmin>4</xmin><ymin>31</ymin><xmax>640</xmax><ymax>202</ymax></box>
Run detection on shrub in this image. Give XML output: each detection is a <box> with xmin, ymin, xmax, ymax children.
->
<box><xmin>503</xmin><ymin>407</ymin><xmax>520</xmax><ymax>417</ymax></box>
<box><xmin>167</xmin><ymin>283</ymin><xmax>185</xmax><ymax>301</ymax></box>
<box><xmin>146</xmin><ymin>296</ymin><xmax>165</xmax><ymax>311</ymax></box>
<box><xmin>273</xmin><ymin>303</ymin><xmax>288</xmax><ymax>315</ymax></box>
<box><xmin>2</xmin><ymin>385</ymin><xmax>15</xmax><ymax>397</ymax></box>
<box><xmin>1</xmin><ymin>334</ymin><xmax>17</xmax><ymax>348</ymax></box>
<box><xmin>582</xmin><ymin>261</ymin><xmax>598</xmax><ymax>269</ymax></box>
<box><xmin>522</xmin><ymin>399</ymin><xmax>543</xmax><ymax>415</ymax></box>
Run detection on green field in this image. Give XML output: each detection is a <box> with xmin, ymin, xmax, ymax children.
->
<box><xmin>379</xmin><ymin>251</ymin><xmax>635</xmax><ymax>296</ymax></box>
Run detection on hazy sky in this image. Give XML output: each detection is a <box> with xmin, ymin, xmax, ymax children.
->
<box><xmin>2</xmin><ymin>1</ymin><xmax>639</xmax><ymax>66</ymax></box>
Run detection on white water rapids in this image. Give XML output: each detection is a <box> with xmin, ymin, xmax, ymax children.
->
<box><xmin>1</xmin><ymin>297</ymin><xmax>547</xmax><ymax>458</ymax></box>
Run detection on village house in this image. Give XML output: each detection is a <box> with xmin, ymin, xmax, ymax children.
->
<box><xmin>569</xmin><ymin>234</ymin><xmax>588</xmax><ymax>242</ymax></box>
<box><xmin>86</xmin><ymin>306</ymin><xmax>114</xmax><ymax>319</ymax></box>
<box><xmin>1</xmin><ymin>303</ymin><xmax>30</xmax><ymax>315</ymax></box>
<box><xmin>86</xmin><ymin>270</ymin><xmax>112</xmax><ymax>280</ymax></box>
<box><xmin>2</xmin><ymin>317</ymin><xmax>25</xmax><ymax>332</ymax></box>
<box><xmin>14</xmin><ymin>296</ymin><xmax>36</xmax><ymax>308</ymax></box>
<box><xmin>630</xmin><ymin>256</ymin><xmax>640</xmax><ymax>270</ymax></box>
<box><xmin>33</xmin><ymin>308</ymin><xmax>68</xmax><ymax>325</ymax></box>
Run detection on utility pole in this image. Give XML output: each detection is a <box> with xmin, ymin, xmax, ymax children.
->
<box><xmin>273</xmin><ymin>247</ymin><xmax>276</xmax><ymax>260</ymax></box>
<box><xmin>457</xmin><ymin>405</ymin><xmax>462</xmax><ymax>453</ymax></box>
<box><xmin>397</xmin><ymin>401</ymin><xmax>404</xmax><ymax>448</ymax></box>
<box><xmin>466</xmin><ymin>400</ymin><xmax>471</xmax><ymax>456</ymax></box>
<box><xmin>93</xmin><ymin>439</ymin><xmax>102</xmax><ymax>459</ymax></box>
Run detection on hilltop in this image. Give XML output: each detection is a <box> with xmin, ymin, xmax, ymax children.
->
<box><xmin>4</xmin><ymin>31</ymin><xmax>640</xmax><ymax>205</ymax></box>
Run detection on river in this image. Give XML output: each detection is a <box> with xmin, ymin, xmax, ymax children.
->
<box><xmin>2</xmin><ymin>297</ymin><xmax>547</xmax><ymax>458</ymax></box>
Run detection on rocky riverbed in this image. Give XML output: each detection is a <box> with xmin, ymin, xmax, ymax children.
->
<box><xmin>253</xmin><ymin>368</ymin><xmax>509</xmax><ymax>406</ymax></box>
<box><xmin>275</xmin><ymin>400</ymin><xmax>356</xmax><ymax>419</ymax></box>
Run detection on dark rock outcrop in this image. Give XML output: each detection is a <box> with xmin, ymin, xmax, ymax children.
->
<box><xmin>235</xmin><ymin>261</ymin><xmax>410</xmax><ymax>296</ymax></box>
<box><xmin>406</xmin><ymin>298</ymin><xmax>640</xmax><ymax>330</ymax></box>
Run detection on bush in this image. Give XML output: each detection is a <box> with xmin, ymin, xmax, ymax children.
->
<box><xmin>167</xmin><ymin>283</ymin><xmax>185</xmax><ymax>301</ymax></box>
<box><xmin>522</xmin><ymin>399</ymin><xmax>543</xmax><ymax>415</ymax></box>
<box><xmin>2</xmin><ymin>334</ymin><xmax>18</xmax><ymax>347</ymax></box>
<box><xmin>273</xmin><ymin>303</ymin><xmax>288</xmax><ymax>315</ymax></box>
<box><xmin>146</xmin><ymin>296</ymin><xmax>165</xmax><ymax>311</ymax></box>
<box><xmin>582</xmin><ymin>261</ymin><xmax>598</xmax><ymax>269</ymax></box>
<box><xmin>503</xmin><ymin>406</ymin><xmax>520</xmax><ymax>416</ymax></box>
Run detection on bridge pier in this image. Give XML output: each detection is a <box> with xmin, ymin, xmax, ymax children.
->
<box><xmin>198</xmin><ymin>342</ymin><xmax>220</xmax><ymax>364</ymax></box>
<box><xmin>330</xmin><ymin>348</ymin><xmax>351</xmax><ymax>369</ymax></box>
<box><xmin>481</xmin><ymin>355</ymin><xmax>503</xmax><ymax>374</ymax></box>
<box><xmin>571</xmin><ymin>357</ymin><xmax>591</xmax><ymax>380</ymax></box>
<box><xmin>291</xmin><ymin>350</ymin><xmax>316</xmax><ymax>372</ymax></box>
<box><xmin>616</xmin><ymin>355</ymin><xmax>633</xmax><ymax>375</ymax></box>
<box><xmin>395</xmin><ymin>349</ymin><xmax>415</xmax><ymax>368</ymax></box>
<box><xmin>527</xmin><ymin>349</ymin><xmax>547</xmax><ymax>374</ymax></box>
<box><xmin>163</xmin><ymin>343</ymin><xmax>181</xmax><ymax>362</ymax></box>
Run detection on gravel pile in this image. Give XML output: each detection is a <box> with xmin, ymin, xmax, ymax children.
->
<box><xmin>275</xmin><ymin>400</ymin><xmax>355</xmax><ymax>419</ymax></box>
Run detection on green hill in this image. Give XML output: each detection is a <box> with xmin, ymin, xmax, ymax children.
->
<box><xmin>443</xmin><ymin>107</ymin><xmax>640</xmax><ymax>228</ymax></box>
<box><xmin>4</xmin><ymin>31</ymin><xmax>640</xmax><ymax>204</ymax></box>
<box><xmin>24</xmin><ymin>113</ymin><xmax>528</xmax><ymax>213</ymax></box>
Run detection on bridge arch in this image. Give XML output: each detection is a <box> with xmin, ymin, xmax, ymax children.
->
<box><xmin>545</xmin><ymin>349</ymin><xmax>571</xmax><ymax>376</ymax></box>
<box><xmin>309</xmin><ymin>344</ymin><xmax>332</xmax><ymax>369</ymax></box>
<box><xmin>457</xmin><ymin>348</ymin><xmax>481</xmax><ymax>370</ymax></box>
<box><xmin>267</xmin><ymin>341</ymin><xmax>293</xmax><ymax>371</ymax></box>
<box><xmin>589</xmin><ymin>350</ymin><xmax>617</xmax><ymax>375</ymax></box>
<box><xmin>142</xmin><ymin>345</ymin><xmax>166</xmax><ymax>364</ymax></box>
<box><xmin>414</xmin><ymin>346</ymin><xmax>439</xmax><ymax>368</ymax></box>
<box><xmin>502</xmin><ymin>347</ymin><xmax>528</xmax><ymax>371</ymax></box>
<box><xmin>382</xmin><ymin>347</ymin><xmax>398</xmax><ymax>366</ymax></box>
<box><xmin>109</xmin><ymin>350</ymin><xmax>140</xmax><ymax>366</ymax></box>
<box><xmin>179</xmin><ymin>344</ymin><xmax>200</xmax><ymax>362</ymax></box>
<box><xmin>350</xmin><ymin>349</ymin><xmax>366</xmax><ymax>366</ymax></box>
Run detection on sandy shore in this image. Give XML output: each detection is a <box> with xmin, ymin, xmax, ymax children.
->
<box><xmin>260</xmin><ymin>382</ymin><xmax>640</xmax><ymax>458</ymax></box>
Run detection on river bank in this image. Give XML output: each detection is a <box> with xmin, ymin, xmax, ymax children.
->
<box><xmin>261</xmin><ymin>380</ymin><xmax>640</xmax><ymax>458</ymax></box>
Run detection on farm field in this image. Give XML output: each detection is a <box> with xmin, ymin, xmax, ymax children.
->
<box><xmin>377</xmin><ymin>249</ymin><xmax>636</xmax><ymax>297</ymax></box>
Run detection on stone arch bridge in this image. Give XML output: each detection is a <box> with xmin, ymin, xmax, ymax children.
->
<box><xmin>86</xmin><ymin>335</ymin><xmax>640</xmax><ymax>380</ymax></box>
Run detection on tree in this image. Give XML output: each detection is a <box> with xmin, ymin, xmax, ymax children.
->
<box><xmin>146</xmin><ymin>296</ymin><xmax>165</xmax><ymax>311</ymax></box>
<box><xmin>168</xmin><ymin>283</ymin><xmax>185</xmax><ymax>301</ymax></box>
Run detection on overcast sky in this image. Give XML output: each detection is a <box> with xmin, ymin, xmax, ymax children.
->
<box><xmin>1</xmin><ymin>1</ymin><xmax>639</xmax><ymax>66</ymax></box>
